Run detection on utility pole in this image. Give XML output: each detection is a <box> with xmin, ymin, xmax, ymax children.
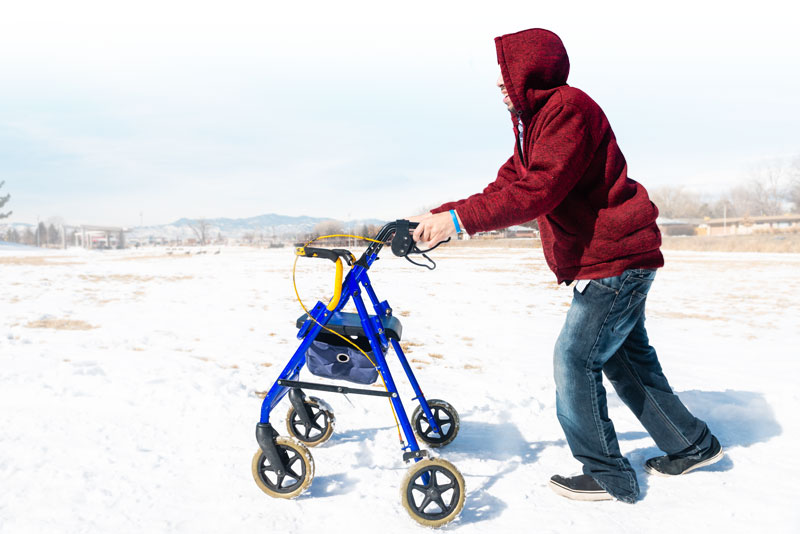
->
<box><xmin>723</xmin><ymin>204</ymin><xmax>727</xmax><ymax>235</ymax></box>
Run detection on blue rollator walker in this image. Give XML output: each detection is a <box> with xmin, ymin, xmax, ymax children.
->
<box><xmin>252</xmin><ymin>220</ymin><xmax>465</xmax><ymax>528</ymax></box>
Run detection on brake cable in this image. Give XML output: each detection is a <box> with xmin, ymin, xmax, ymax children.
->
<box><xmin>292</xmin><ymin>233</ymin><xmax>405</xmax><ymax>443</ymax></box>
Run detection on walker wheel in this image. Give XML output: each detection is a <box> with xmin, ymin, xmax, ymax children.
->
<box><xmin>251</xmin><ymin>437</ymin><xmax>315</xmax><ymax>499</ymax></box>
<box><xmin>285</xmin><ymin>396</ymin><xmax>335</xmax><ymax>446</ymax></box>
<box><xmin>401</xmin><ymin>458</ymin><xmax>465</xmax><ymax>528</ymax></box>
<box><xmin>411</xmin><ymin>399</ymin><xmax>459</xmax><ymax>447</ymax></box>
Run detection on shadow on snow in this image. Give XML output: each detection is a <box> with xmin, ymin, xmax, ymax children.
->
<box><xmin>294</xmin><ymin>390</ymin><xmax>778</xmax><ymax>519</ymax></box>
<box><xmin>447</xmin><ymin>420</ymin><xmax>566</xmax><ymax>524</ymax></box>
<box><xmin>628</xmin><ymin>389</ymin><xmax>781</xmax><ymax>498</ymax></box>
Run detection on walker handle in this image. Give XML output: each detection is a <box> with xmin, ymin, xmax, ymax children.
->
<box><xmin>294</xmin><ymin>246</ymin><xmax>354</xmax><ymax>266</ymax></box>
<box><xmin>294</xmin><ymin>245</ymin><xmax>352</xmax><ymax>311</ymax></box>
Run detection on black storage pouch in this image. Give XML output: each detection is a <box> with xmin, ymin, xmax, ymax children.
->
<box><xmin>306</xmin><ymin>340</ymin><xmax>378</xmax><ymax>385</ymax></box>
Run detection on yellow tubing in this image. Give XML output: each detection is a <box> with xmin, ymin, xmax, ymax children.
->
<box><xmin>291</xmin><ymin>233</ymin><xmax>405</xmax><ymax>444</ymax></box>
<box><xmin>326</xmin><ymin>258</ymin><xmax>343</xmax><ymax>311</ymax></box>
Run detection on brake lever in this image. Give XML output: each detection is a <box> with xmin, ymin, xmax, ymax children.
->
<box><xmin>405</xmin><ymin>252</ymin><xmax>437</xmax><ymax>270</ymax></box>
<box><xmin>388</xmin><ymin>219</ymin><xmax>450</xmax><ymax>270</ymax></box>
<box><xmin>412</xmin><ymin>237</ymin><xmax>450</xmax><ymax>254</ymax></box>
<box><xmin>403</xmin><ymin>237</ymin><xmax>450</xmax><ymax>270</ymax></box>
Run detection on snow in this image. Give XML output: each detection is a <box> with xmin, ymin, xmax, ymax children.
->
<box><xmin>1</xmin><ymin>245</ymin><xmax>799</xmax><ymax>533</ymax></box>
<box><xmin>0</xmin><ymin>241</ymin><xmax>44</xmax><ymax>252</ymax></box>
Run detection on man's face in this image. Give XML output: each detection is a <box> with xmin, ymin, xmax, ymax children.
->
<box><xmin>497</xmin><ymin>72</ymin><xmax>515</xmax><ymax>112</ymax></box>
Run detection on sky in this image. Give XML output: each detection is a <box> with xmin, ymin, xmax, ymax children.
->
<box><xmin>1</xmin><ymin>0</ymin><xmax>799</xmax><ymax>227</ymax></box>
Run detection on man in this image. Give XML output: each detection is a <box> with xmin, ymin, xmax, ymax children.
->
<box><xmin>410</xmin><ymin>28</ymin><xmax>722</xmax><ymax>503</ymax></box>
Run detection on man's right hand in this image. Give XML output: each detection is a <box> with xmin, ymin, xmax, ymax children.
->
<box><xmin>408</xmin><ymin>213</ymin><xmax>432</xmax><ymax>223</ymax></box>
<box><xmin>411</xmin><ymin>211</ymin><xmax>458</xmax><ymax>247</ymax></box>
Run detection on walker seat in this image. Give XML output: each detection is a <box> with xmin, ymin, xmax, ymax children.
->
<box><xmin>296</xmin><ymin>311</ymin><xmax>403</xmax><ymax>342</ymax></box>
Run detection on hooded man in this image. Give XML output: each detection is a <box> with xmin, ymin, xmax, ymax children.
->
<box><xmin>409</xmin><ymin>28</ymin><xmax>722</xmax><ymax>503</ymax></box>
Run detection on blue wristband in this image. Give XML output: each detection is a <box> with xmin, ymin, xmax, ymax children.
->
<box><xmin>449</xmin><ymin>209</ymin><xmax>462</xmax><ymax>234</ymax></box>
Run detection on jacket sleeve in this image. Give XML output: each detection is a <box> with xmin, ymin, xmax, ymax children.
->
<box><xmin>430</xmin><ymin>156</ymin><xmax>519</xmax><ymax>214</ymax></box>
<box><xmin>450</xmin><ymin>103</ymin><xmax>599</xmax><ymax>235</ymax></box>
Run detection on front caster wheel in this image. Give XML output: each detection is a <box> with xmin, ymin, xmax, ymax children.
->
<box><xmin>411</xmin><ymin>399</ymin><xmax>459</xmax><ymax>447</ymax></box>
<box><xmin>285</xmin><ymin>396</ymin><xmax>335</xmax><ymax>447</ymax></box>
<box><xmin>251</xmin><ymin>437</ymin><xmax>315</xmax><ymax>499</ymax></box>
<box><xmin>401</xmin><ymin>458</ymin><xmax>466</xmax><ymax>528</ymax></box>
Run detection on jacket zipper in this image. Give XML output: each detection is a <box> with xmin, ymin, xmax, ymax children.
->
<box><xmin>515</xmin><ymin>113</ymin><xmax>526</xmax><ymax>166</ymax></box>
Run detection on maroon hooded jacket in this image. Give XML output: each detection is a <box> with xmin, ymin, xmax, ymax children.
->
<box><xmin>432</xmin><ymin>28</ymin><xmax>664</xmax><ymax>283</ymax></box>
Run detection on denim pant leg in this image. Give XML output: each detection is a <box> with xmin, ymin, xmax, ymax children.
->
<box><xmin>554</xmin><ymin>269</ymin><xmax>659</xmax><ymax>502</ymax></box>
<box><xmin>603</xmin><ymin>313</ymin><xmax>713</xmax><ymax>456</ymax></box>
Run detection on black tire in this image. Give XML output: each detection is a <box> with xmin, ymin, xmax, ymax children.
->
<box><xmin>401</xmin><ymin>458</ymin><xmax>465</xmax><ymax>527</ymax></box>
<box><xmin>285</xmin><ymin>396</ymin><xmax>335</xmax><ymax>447</ymax></box>
<box><xmin>411</xmin><ymin>399</ymin><xmax>459</xmax><ymax>447</ymax></box>
<box><xmin>251</xmin><ymin>438</ymin><xmax>315</xmax><ymax>499</ymax></box>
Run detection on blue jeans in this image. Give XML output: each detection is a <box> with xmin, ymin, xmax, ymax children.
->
<box><xmin>554</xmin><ymin>269</ymin><xmax>712</xmax><ymax>502</ymax></box>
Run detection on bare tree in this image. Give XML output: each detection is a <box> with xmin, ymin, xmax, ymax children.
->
<box><xmin>519</xmin><ymin>219</ymin><xmax>540</xmax><ymax>231</ymax></box>
<box><xmin>36</xmin><ymin>222</ymin><xmax>46</xmax><ymax>247</ymax></box>
<box><xmin>311</xmin><ymin>220</ymin><xmax>344</xmax><ymax>241</ymax></box>
<box><xmin>47</xmin><ymin>224</ymin><xmax>60</xmax><ymax>246</ymax></box>
<box><xmin>724</xmin><ymin>161</ymin><xmax>790</xmax><ymax>217</ymax></box>
<box><xmin>789</xmin><ymin>156</ymin><xmax>800</xmax><ymax>212</ymax></box>
<box><xmin>354</xmin><ymin>223</ymin><xmax>385</xmax><ymax>243</ymax></box>
<box><xmin>189</xmin><ymin>218</ymin><xmax>210</xmax><ymax>245</ymax></box>
<box><xmin>653</xmin><ymin>157</ymin><xmax>798</xmax><ymax>220</ymax></box>
<box><xmin>5</xmin><ymin>227</ymin><xmax>20</xmax><ymax>243</ymax></box>
<box><xmin>706</xmin><ymin>195</ymin><xmax>736</xmax><ymax>219</ymax></box>
<box><xmin>22</xmin><ymin>227</ymin><xmax>35</xmax><ymax>245</ymax></box>
<box><xmin>0</xmin><ymin>181</ymin><xmax>10</xmax><ymax>219</ymax></box>
<box><xmin>748</xmin><ymin>162</ymin><xmax>786</xmax><ymax>215</ymax></box>
<box><xmin>649</xmin><ymin>186</ymin><xmax>705</xmax><ymax>219</ymax></box>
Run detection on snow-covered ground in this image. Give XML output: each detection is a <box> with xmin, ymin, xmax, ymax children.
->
<box><xmin>1</xmin><ymin>245</ymin><xmax>798</xmax><ymax>533</ymax></box>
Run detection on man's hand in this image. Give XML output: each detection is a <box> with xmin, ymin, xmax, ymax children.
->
<box><xmin>408</xmin><ymin>213</ymin><xmax>432</xmax><ymax>223</ymax></box>
<box><xmin>411</xmin><ymin>211</ymin><xmax>458</xmax><ymax>246</ymax></box>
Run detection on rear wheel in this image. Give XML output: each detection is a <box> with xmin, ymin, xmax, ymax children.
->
<box><xmin>411</xmin><ymin>399</ymin><xmax>459</xmax><ymax>447</ymax></box>
<box><xmin>251</xmin><ymin>437</ymin><xmax>314</xmax><ymax>499</ymax></box>
<box><xmin>285</xmin><ymin>396</ymin><xmax>335</xmax><ymax>446</ymax></box>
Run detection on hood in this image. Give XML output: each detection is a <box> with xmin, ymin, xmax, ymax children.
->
<box><xmin>495</xmin><ymin>28</ymin><xmax>570</xmax><ymax>119</ymax></box>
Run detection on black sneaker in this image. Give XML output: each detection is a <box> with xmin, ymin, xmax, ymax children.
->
<box><xmin>644</xmin><ymin>436</ymin><xmax>724</xmax><ymax>477</ymax></box>
<box><xmin>548</xmin><ymin>474</ymin><xmax>613</xmax><ymax>501</ymax></box>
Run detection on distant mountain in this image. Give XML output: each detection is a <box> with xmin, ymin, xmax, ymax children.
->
<box><xmin>127</xmin><ymin>213</ymin><xmax>386</xmax><ymax>242</ymax></box>
<box><xmin>170</xmin><ymin>214</ymin><xmax>322</xmax><ymax>234</ymax></box>
<box><xmin>1</xmin><ymin>214</ymin><xmax>388</xmax><ymax>244</ymax></box>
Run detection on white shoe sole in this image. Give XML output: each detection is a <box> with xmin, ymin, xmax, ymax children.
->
<box><xmin>644</xmin><ymin>447</ymin><xmax>725</xmax><ymax>477</ymax></box>
<box><xmin>548</xmin><ymin>479</ymin><xmax>614</xmax><ymax>501</ymax></box>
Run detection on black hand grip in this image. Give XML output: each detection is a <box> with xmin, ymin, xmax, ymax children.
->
<box><xmin>391</xmin><ymin>219</ymin><xmax>415</xmax><ymax>257</ymax></box>
<box><xmin>295</xmin><ymin>246</ymin><xmax>354</xmax><ymax>266</ymax></box>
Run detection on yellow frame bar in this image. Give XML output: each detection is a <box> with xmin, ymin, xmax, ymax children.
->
<box><xmin>326</xmin><ymin>258</ymin><xmax>343</xmax><ymax>311</ymax></box>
